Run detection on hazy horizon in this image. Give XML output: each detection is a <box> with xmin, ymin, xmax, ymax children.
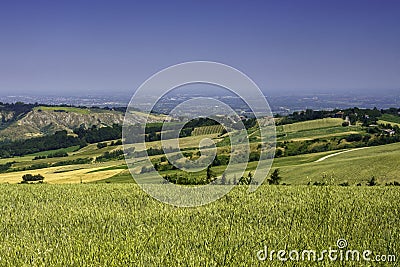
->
<box><xmin>1</xmin><ymin>0</ymin><xmax>399</xmax><ymax>96</ymax></box>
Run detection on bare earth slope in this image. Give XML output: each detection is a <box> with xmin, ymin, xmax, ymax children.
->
<box><xmin>0</xmin><ymin>108</ymin><xmax>166</xmax><ymax>140</ymax></box>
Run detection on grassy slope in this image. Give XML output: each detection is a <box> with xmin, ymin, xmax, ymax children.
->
<box><xmin>1</xmin><ymin>117</ymin><xmax>400</xmax><ymax>185</ymax></box>
<box><xmin>0</xmin><ymin>184</ymin><xmax>398</xmax><ymax>266</ymax></box>
<box><xmin>276</xmin><ymin>118</ymin><xmax>363</xmax><ymax>141</ymax></box>
<box><xmin>0</xmin><ymin>117</ymin><xmax>399</xmax><ymax>266</ymax></box>
<box><xmin>281</xmin><ymin>118</ymin><xmax>343</xmax><ymax>132</ymax></box>
<box><xmin>380</xmin><ymin>114</ymin><xmax>400</xmax><ymax>124</ymax></box>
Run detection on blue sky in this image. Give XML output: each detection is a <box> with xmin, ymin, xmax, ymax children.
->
<box><xmin>0</xmin><ymin>0</ymin><xmax>399</xmax><ymax>96</ymax></box>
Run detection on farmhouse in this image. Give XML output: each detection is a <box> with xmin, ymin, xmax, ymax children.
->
<box><xmin>334</xmin><ymin>111</ymin><xmax>344</xmax><ymax>118</ymax></box>
<box><xmin>383</xmin><ymin>129</ymin><xmax>396</xmax><ymax>135</ymax></box>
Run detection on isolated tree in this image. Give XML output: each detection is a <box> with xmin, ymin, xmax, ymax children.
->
<box><xmin>267</xmin><ymin>169</ymin><xmax>281</xmax><ymax>185</ymax></box>
<box><xmin>220</xmin><ymin>173</ymin><xmax>227</xmax><ymax>185</ymax></box>
<box><xmin>247</xmin><ymin>172</ymin><xmax>253</xmax><ymax>184</ymax></box>
<box><xmin>206</xmin><ymin>165</ymin><xmax>215</xmax><ymax>182</ymax></box>
<box><xmin>367</xmin><ymin>176</ymin><xmax>378</xmax><ymax>186</ymax></box>
<box><xmin>232</xmin><ymin>174</ymin><xmax>237</xmax><ymax>185</ymax></box>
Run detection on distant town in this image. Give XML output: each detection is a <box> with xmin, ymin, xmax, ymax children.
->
<box><xmin>1</xmin><ymin>89</ymin><xmax>399</xmax><ymax>115</ymax></box>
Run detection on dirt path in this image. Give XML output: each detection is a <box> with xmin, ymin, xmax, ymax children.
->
<box><xmin>315</xmin><ymin>147</ymin><xmax>369</xmax><ymax>163</ymax></box>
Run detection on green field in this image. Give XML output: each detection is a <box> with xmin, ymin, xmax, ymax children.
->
<box><xmin>0</xmin><ymin>184</ymin><xmax>397</xmax><ymax>266</ymax></box>
<box><xmin>192</xmin><ymin>125</ymin><xmax>224</xmax><ymax>136</ymax></box>
<box><xmin>380</xmin><ymin>114</ymin><xmax>400</xmax><ymax>124</ymax></box>
<box><xmin>274</xmin><ymin>118</ymin><xmax>363</xmax><ymax>141</ymax></box>
<box><xmin>34</xmin><ymin>106</ymin><xmax>92</xmax><ymax>114</ymax></box>
<box><xmin>281</xmin><ymin>118</ymin><xmax>343</xmax><ymax>132</ymax></box>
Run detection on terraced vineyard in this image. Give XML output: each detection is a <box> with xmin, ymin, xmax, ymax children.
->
<box><xmin>192</xmin><ymin>125</ymin><xmax>224</xmax><ymax>136</ymax></box>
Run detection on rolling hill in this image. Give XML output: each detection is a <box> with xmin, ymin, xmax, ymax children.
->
<box><xmin>0</xmin><ymin>105</ymin><xmax>166</xmax><ymax>141</ymax></box>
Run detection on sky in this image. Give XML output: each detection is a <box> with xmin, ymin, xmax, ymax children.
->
<box><xmin>0</xmin><ymin>0</ymin><xmax>399</xmax><ymax>96</ymax></box>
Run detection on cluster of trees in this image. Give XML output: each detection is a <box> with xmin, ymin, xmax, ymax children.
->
<box><xmin>163</xmin><ymin>166</ymin><xmax>217</xmax><ymax>185</ymax></box>
<box><xmin>33</xmin><ymin>151</ymin><xmax>68</xmax><ymax>160</ymax></box>
<box><xmin>0</xmin><ymin>102</ymin><xmax>38</xmax><ymax>125</ymax></box>
<box><xmin>95</xmin><ymin>150</ymin><xmax>124</xmax><ymax>162</ymax></box>
<box><xmin>161</xmin><ymin>169</ymin><xmax>278</xmax><ymax>186</ymax></box>
<box><xmin>110</xmin><ymin>140</ymin><xmax>122</xmax><ymax>146</ymax></box>
<box><xmin>21</xmin><ymin>173</ymin><xmax>44</xmax><ymax>183</ymax></box>
<box><xmin>277</xmin><ymin>128</ymin><xmax>400</xmax><ymax>157</ymax></box>
<box><xmin>97</xmin><ymin>140</ymin><xmax>122</xmax><ymax>149</ymax></box>
<box><xmin>0</xmin><ymin>162</ymin><xmax>14</xmax><ymax>172</ymax></box>
<box><xmin>0</xmin><ymin>124</ymin><xmax>127</xmax><ymax>159</ymax></box>
<box><xmin>276</xmin><ymin>109</ymin><xmax>337</xmax><ymax>125</ymax></box>
<box><xmin>0</xmin><ymin>130</ymin><xmax>86</xmax><ymax>158</ymax></box>
<box><xmin>14</xmin><ymin>158</ymin><xmax>93</xmax><ymax>172</ymax></box>
<box><xmin>52</xmin><ymin>157</ymin><xmax>92</xmax><ymax>167</ymax></box>
<box><xmin>276</xmin><ymin>107</ymin><xmax>400</xmax><ymax>126</ymax></box>
<box><xmin>74</xmin><ymin>124</ymin><xmax>122</xmax><ymax>144</ymax></box>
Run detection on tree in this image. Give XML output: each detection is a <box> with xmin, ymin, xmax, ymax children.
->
<box><xmin>97</xmin><ymin>142</ymin><xmax>107</xmax><ymax>149</ymax></box>
<box><xmin>232</xmin><ymin>174</ymin><xmax>237</xmax><ymax>185</ymax></box>
<box><xmin>267</xmin><ymin>169</ymin><xmax>281</xmax><ymax>185</ymax></box>
<box><xmin>22</xmin><ymin>174</ymin><xmax>44</xmax><ymax>183</ymax></box>
<box><xmin>367</xmin><ymin>176</ymin><xmax>378</xmax><ymax>186</ymax></box>
<box><xmin>206</xmin><ymin>165</ymin><xmax>216</xmax><ymax>182</ymax></box>
<box><xmin>239</xmin><ymin>172</ymin><xmax>253</xmax><ymax>185</ymax></box>
<box><xmin>220</xmin><ymin>173</ymin><xmax>227</xmax><ymax>185</ymax></box>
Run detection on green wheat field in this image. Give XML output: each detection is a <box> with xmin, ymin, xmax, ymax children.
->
<box><xmin>0</xmin><ymin>185</ymin><xmax>398</xmax><ymax>266</ymax></box>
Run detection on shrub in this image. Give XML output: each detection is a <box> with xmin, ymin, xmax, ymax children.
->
<box><xmin>367</xmin><ymin>176</ymin><xmax>378</xmax><ymax>186</ymax></box>
<box><xmin>33</xmin><ymin>155</ymin><xmax>47</xmax><ymax>160</ymax></box>
<box><xmin>47</xmin><ymin>151</ymin><xmax>68</xmax><ymax>158</ymax></box>
<box><xmin>97</xmin><ymin>142</ymin><xmax>108</xmax><ymax>149</ymax></box>
<box><xmin>345</xmin><ymin>134</ymin><xmax>363</xmax><ymax>142</ymax></box>
<box><xmin>267</xmin><ymin>169</ymin><xmax>281</xmax><ymax>185</ymax></box>
<box><xmin>22</xmin><ymin>174</ymin><xmax>44</xmax><ymax>182</ymax></box>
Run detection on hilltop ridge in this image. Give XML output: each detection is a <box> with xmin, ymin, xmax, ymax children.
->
<box><xmin>0</xmin><ymin>103</ymin><xmax>165</xmax><ymax>141</ymax></box>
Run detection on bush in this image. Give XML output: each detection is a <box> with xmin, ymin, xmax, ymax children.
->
<box><xmin>95</xmin><ymin>150</ymin><xmax>124</xmax><ymax>162</ymax></box>
<box><xmin>385</xmin><ymin>181</ymin><xmax>400</xmax><ymax>186</ymax></box>
<box><xmin>367</xmin><ymin>176</ymin><xmax>378</xmax><ymax>186</ymax></box>
<box><xmin>97</xmin><ymin>142</ymin><xmax>108</xmax><ymax>149</ymax></box>
<box><xmin>33</xmin><ymin>155</ymin><xmax>47</xmax><ymax>160</ymax></box>
<box><xmin>22</xmin><ymin>174</ymin><xmax>44</xmax><ymax>182</ymax></box>
<box><xmin>47</xmin><ymin>151</ymin><xmax>68</xmax><ymax>158</ymax></box>
<box><xmin>345</xmin><ymin>134</ymin><xmax>363</xmax><ymax>142</ymax></box>
<box><xmin>267</xmin><ymin>169</ymin><xmax>281</xmax><ymax>185</ymax></box>
<box><xmin>0</xmin><ymin>162</ymin><xmax>14</xmax><ymax>172</ymax></box>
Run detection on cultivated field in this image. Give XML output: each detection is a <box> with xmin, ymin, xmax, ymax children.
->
<box><xmin>0</xmin><ymin>184</ymin><xmax>398</xmax><ymax>266</ymax></box>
